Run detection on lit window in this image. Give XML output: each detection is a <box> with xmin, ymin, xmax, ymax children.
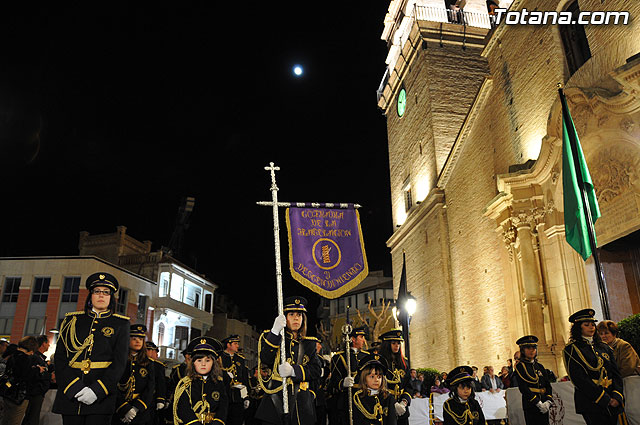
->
<box><xmin>160</xmin><ymin>272</ymin><xmax>170</xmax><ymax>297</ymax></box>
<box><xmin>170</xmin><ymin>274</ymin><xmax>184</xmax><ymax>302</ymax></box>
<box><xmin>403</xmin><ymin>178</ymin><xmax>413</xmax><ymax>212</ymax></box>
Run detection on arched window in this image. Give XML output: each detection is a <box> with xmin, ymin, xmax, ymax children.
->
<box><xmin>158</xmin><ymin>322</ymin><xmax>165</xmax><ymax>347</ymax></box>
<box><xmin>559</xmin><ymin>1</ymin><xmax>591</xmax><ymax>75</ymax></box>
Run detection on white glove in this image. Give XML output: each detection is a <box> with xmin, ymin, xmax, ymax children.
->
<box><xmin>394</xmin><ymin>401</ymin><xmax>407</xmax><ymax>416</ymax></box>
<box><xmin>536</xmin><ymin>401</ymin><xmax>549</xmax><ymax>414</ymax></box>
<box><xmin>243</xmin><ymin>399</ymin><xmax>250</xmax><ymax>409</ymax></box>
<box><xmin>278</xmin><ymin>362</ymin><xmax>295</xmax><ymax>378</ymax></box>
<box><xmin>156</xmin><ymin>402</ymin><xmax>165</xmax><ymax>410</ymax></box>
<box><xmin>544</xmin><ymin>400</ymin><xmax>552</xmax><ymax>411</ymax></box>
<box><xmin>123</xmin><ymin>407</ymin><xmax>138</xmax><ymax>423</ymax></box>
<box><xmin>271</xmin><ymin>314</ymin><xmax>286</xmax><ymax>335</ymax></box>
<box><xmin>75</xmin><ymin>387</ymin><xmax>98</xmax><ymax>405</ymax></box>
<box><xmin>342</xmin><ymin>376</ymin><xmax>355</xmax><ymax>388</ymax></box>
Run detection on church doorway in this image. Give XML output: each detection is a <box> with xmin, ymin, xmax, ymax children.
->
<box><xmin>600</xmin><ymin>229</ymin><xmax>640</xmax><ymax>321</ymax></box>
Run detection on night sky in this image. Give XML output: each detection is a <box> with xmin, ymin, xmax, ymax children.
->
<box><xmin>0</xmin><ymin>3</ymin><xmax>393</xmax><ymax>331</ymax></box>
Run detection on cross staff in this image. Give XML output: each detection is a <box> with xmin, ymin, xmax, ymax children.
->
<box><xmin>259</xmin><ymin>162</ymin><xmax>362</xmax><ymax>417</ymax></box>
<box><xmin>263</xmin><ymin>162</ymin><xmax>289</xmax><ymax>415</ymax></box>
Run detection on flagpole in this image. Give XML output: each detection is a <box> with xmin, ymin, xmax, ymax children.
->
<box><xmin>558</xmin><ymin>85</ymin><xmax>611</xmax><ymax>320</ymax></box>
<box><xmin>264</xmin><ymin>162</ymin><xmax>289</xmax><ymax>415</ymax></box>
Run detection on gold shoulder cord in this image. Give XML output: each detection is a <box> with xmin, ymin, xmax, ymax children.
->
<box><xmin>443</xmin><ymin>400</ymin><xmax>473</xmax><ymax>425</ymax></box>
<box><xmin>173</xmin><ymin>377</ymin><xmax>192</xmax><ymax>425</ymax></box>
<box><xmin>563</xmin><ymin>345</ymin><xmax>608</xmax><ymax>388</ymax></box>
<box><xmin>257</xmin><ymin>334</ymin><xmax>285</xmax><ymax>395</ymax></box>
<box><xmin>515</xmin><ymin>362</ymin><xmax>539</xmax><ymax>385</ymax></box>
<box><xmin>353</xmin><ymin>390</ymin><xmax>384</xmax><ymax>421</ymax></box>
<box><xmin>117</xmin><ymin>359</ymin><xmax>136</xmax><ymax>401</ymax></box>
<box><xmin>59</xmin><ymin>316</ymin><xmax>95</xmax><ymax>366</ymax></box>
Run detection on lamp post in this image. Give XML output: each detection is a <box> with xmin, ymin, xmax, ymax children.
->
<box><xmin>396</xmin><ymin>291</ymin><xmax>416</xmax><ymax>360</ymax></box>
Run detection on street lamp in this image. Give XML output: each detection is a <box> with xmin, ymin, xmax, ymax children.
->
<box><xmin>397</xmin><ymin>291</ymin><xmax>417</xmax><ymax>360</ymax></box>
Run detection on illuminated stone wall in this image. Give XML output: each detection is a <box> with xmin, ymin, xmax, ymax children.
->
<box><xmin>381</xmin><ymin>0</ymin><xmax>640</xmax><ymax>374</ymax></box>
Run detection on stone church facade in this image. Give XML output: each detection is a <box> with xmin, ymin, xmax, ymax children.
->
<box><xmin>378</xmin><ymin>0</ymin><xmax>640</xmax><ymax>374</ymax></box>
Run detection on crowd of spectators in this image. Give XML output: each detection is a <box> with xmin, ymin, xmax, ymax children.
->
<box><xmin>0</xmin><ymin>336</ymin><xmax>53</xmax><ymax>425</ymax></box>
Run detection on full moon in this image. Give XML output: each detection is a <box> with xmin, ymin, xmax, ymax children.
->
<box><xmin>293</xmin><ymin>65</ymin><xmax>303</xmax><ymax>76</ymax></box>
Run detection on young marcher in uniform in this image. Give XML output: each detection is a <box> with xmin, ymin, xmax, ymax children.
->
<box><xmin>377</xmin><ymin>330</ymin><xmax>411</xmax><ymax>425</ymax></box>
<box><xmin>114</xmin><ymin>325</ymin><xmax>155</xmax><ymax>425</ymax></box>
<box><xmin>52</xmin><ymin>273</ymin><xmax>130</xmax><ymax>425</ymax></box>
<box><xmin>562</xmin><ymin>309</ymin><xmax>625</xmax><ymax>425</ymax></box>
<box><xmin>165</xmin><ymin>339</ymin><xmax>197</xmax><ymax>425</ymax></box>
<box><xmin>173</xmin><ymin>337</ymin><xmax>228</xmax><ymax>425</ymax></box>
<box><xmin>220</xmin><ymin>335</ymin><xmax>250</xmax><ymax>425</ymax></box>
<box><xmin>312</xmin><ymin>337</ymin><xmax>330</xmax><ymax>425</ymax></box>
<box><xmin>145</xmin><ymin>342</ymin><xmax>167</xmax><ymax>425</ymax></box>
<box><xmin>351</xmin><ymin>353</ymin><xmax>396</xmax><ymax>425</ymax></box>
<box><xmin>442</xmin><ymin>366</ymin><xmax>486</xmax><ymax>425</ymax></box>
<box><xmin>328</xmin><ymin>327</ymin><xmax>369</xmax><ymax>425</ymax></box>
<box><xmin>514</xmin><ymin>335</ymin><xmax>552</xmax><ymax>425</ymax></box>
<box><xmin>255</xmin><ymin>296</ymin><xmax>322</xmax><ymax>425</ymax></box>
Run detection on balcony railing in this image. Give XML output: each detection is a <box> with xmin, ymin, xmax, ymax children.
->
<box><xmin>378</xmin><ymin>5</ymin><xmax>496</xmax><ymax>105</ymax></box>
<box><xmin>414</xmin><ymin>5</ymin><xmax>494</xmax><ymax>30</ymax></box>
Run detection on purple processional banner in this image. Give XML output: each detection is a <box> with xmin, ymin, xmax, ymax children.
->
<box><xmin>286</xmin><ymin>207</ymin><xmax>368</xmax><ymax>299</ymax></box>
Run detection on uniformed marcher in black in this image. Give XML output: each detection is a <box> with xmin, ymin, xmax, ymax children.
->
<box><xmin>165</xmin><ymin>340</ymin><xmax>198</xmax><ymax>425</ymax></box>
<box><xmin>173</xmin><ymin>337</ymin><xmax>228</xmax><ymax>425</ymax></box>
<box><xmin>220</xmin><ymin>335</ymin><xmax>250</xmax><ymax>425</ymax></box>
<box><xmin>351</xmin><ymin>353</ymin><xmax>396</xmax><ymax>425</ymax></box>
<box><xmin>52</xmin><ymin>273</ymin><xmax>131</xmax><ymax>425</ymax></box>
<box><xmin>310</xmin><ymin>337</ymin><xmax>330</xmax><ymax>425</ymax></box>
<box><xmin>145</xmin><ymin>342</ymin><xmax>168</xmax><ymax>425</ymax></box>
<box><xmin>442</xmin><ymin>366</ymin><xmax>486</xmax><ymax>425</ymax></box>
<box><xmin>328</xmin><ymin>327</ymin><xmax>369</xmax><ymax>425</ymax></box>
<box><xmin>514</xmin><ymin>335</ymin><xmax>552</xmax><ymax>425</ymax></box>
<box><xmin>256</xmin><ymin>296</ymin><xmax>322</xmax><ymax>425</ymax></box>
<box><xmin>113</xmin><ymin>325</ymin><xmax>155</xmax><ymax>425</ymax></box>
<box><xmin>247</xmin><ymin>367</ymin><xmax>268</xmax><ymax>425</ymax></box>
<box><xmin>377</xmin><ymin>330</ymin><xmax>411</xmax><ymax>425</ymax></box>
<box><xmin>562</xmin><ymin>309</ymin><xmax>625</xmax><ymax>425</ymax></box>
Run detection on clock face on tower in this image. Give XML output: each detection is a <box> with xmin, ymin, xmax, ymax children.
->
<box><xmin>397</xmin><ymin>88</ymin><xmax>406</xmax><ymax>117</ymax></box>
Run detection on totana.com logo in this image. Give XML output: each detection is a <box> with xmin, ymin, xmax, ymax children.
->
<box><xmin>494</xmin><ymin>8</ymin><xmax>629</xmax><ymax>25</ymax></box>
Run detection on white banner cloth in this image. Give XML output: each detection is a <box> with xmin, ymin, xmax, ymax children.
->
<box><xmin>408</xmin><ymin>390</ymin><xmax>507</xmax><ymax>424</ymax></box>
<box><xmin>506</xmin><ymin>376</ymin><xmax>640</xmax><ymax>425</ymax></box>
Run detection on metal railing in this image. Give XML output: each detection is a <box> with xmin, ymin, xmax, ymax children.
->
<box><xmin>377</xmin><ymin>5</ymin><xmax>496</xmax><ymax>104</ymax></box>
<box><xmin>414</xmin><ymin>5</ymin><xmax>494</xmax><ymax>29</ymax></box>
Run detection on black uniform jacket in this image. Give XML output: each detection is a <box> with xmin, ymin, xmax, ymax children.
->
<box><xmin>165</xmin><ymin>363</ymin><xmax>188</xmax><ymax>424</ymax></box>
<box><xmin>174</xmin><ymin>375</ymin><xmax>228</xmax><ymax>425</ymax></box>
<box><xmin>313</xmin><ymin>355</ymin><xmax>330</xmax><ymax>408</ymax></box>
<box><xmin>563</xmin><ymin>338</ymin><xmax>624</xmax><ymax>414</ymax></box>
<box><xmin>115</xmin><ymin>355</ymin><xmax>156</xmax><ymax>424</ymax></box>
<box><xmin>53</xmin><ymin>310</ymin><xmax>130</xmax><ymax>415</ymax></box>
<box><xmin>256</xmin><ymin>330</ymin><xmax>322</xmax><ymax>425</ymax></box>
<box><xmin>150</xmin><ymin>358</ymin><xmax>167</xmax><ymax>405</ymax></box>
<box><xmin>328</xmin><ymin>348</ymin><xmax>369</xmax><ymax>410</ymax></box>
<box><xmin>352</xmin><ymin>389</ymin><xmax>396</xmax><ymax>425</ymax></box>
<box><xmin>514</xmin><ymin>359</ymin><xmax>552</xmax><ymax>409</ymax></box>
<box><xmin>442</xmin><ymin>397</ymin><xmax>486</xmax><ymax>425</ymax></box>
<box><xmin>384</xmin><ymin>355</ymin><xmax>411</xmax><ymax>407</ymax></box>
<box><xmin>220</xmin><ymin>352</ymin><xmax>250</xmax><ymax>403</ymax></box>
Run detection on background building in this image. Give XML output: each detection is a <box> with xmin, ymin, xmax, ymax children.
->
<box><xmin>0</xmin><ymin>256</ymin><xmax>156</xmax><ymax>359</ymax></box>
<box><xmin>379</xmin><ymin>0</ymin><xmax>640</xmax><ymax>374</ymax></box>
<box><xmin>320</xmin><ymin>270</ymin><xmax>396</xmax><ymax>351</ymax></box>
<box><xmin>209</xmin><ymin>292</ymin><xmax>259</xmax><ymax>368</ymax></box>
<box><xmin>0</xmin><ymin>226</ymin><xmax>224</xmax><ymax>366</ymax></box>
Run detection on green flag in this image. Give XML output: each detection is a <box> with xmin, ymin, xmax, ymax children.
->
<box><xmin>561</xmin><ymin>92</ymin><xmax>601</xmax><ymax>261</ymax></box>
